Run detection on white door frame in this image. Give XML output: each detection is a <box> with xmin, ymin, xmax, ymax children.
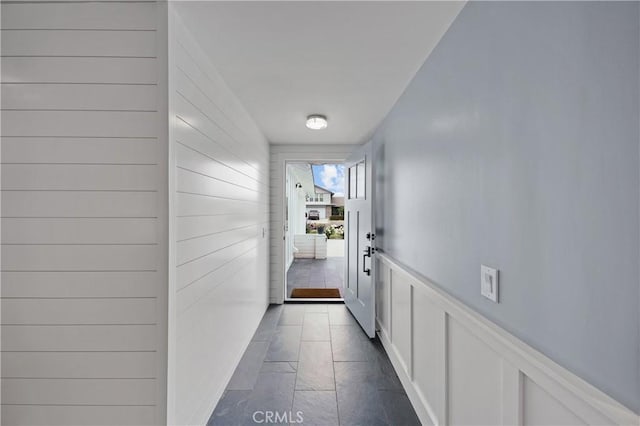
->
<box><xmin>269</xmin><ymin>145</ymin><xmax>356</xmax><ymax>304</ymax></box>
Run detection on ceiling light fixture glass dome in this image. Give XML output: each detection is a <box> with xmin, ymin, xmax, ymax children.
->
<box><xmin>306</xmin><ymin>114</ymin><xmax>328</xmax><ymax>130</ymax></box>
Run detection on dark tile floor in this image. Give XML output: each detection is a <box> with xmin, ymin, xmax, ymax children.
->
<box><xmin>286</xmin><ymin>258</ymin><xmax>345</xmax><ymax>298</ymax></box>
<box><xmin>208</xmin><ymin>304</ymin><xmax>420</xmax><ymax>426</ymax></box>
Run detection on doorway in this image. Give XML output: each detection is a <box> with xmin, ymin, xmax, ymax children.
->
<box><xmin>284</xmin><ymin>162</ymin><xmax>346</xmax><ymax>301</ymax></box>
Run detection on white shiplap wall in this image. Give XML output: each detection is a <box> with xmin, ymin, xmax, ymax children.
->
<box><xmin>1</xmin><ymin>1</ymin><xmax>168</xmax><ymax>425</ymax></box>
<box><xmin>169</xmin><ymin>10</ymin><xmax>270</xmax><ymax>425</ymax></box>
<box><xmin>270</xmin><ymin>145</ymin><xmax>355</xmax><ymax>303</ymax></box>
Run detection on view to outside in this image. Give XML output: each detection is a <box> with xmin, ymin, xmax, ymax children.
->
<box><xmin>286</xmin><ymin>162</ymin><xmax>345</xmax><ymax>298</ymax></box>
<box><xmin>306</xmin><ymin>164</ymin><xmax>345</xmax><ymax>242</ymax></box>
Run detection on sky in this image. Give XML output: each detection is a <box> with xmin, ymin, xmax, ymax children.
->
<box><xmin>312</xmin><ymin>164</ymin><xmax>345</xmax><ymax>196</ymax></box>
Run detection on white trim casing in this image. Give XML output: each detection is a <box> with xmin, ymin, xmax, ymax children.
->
<box><xmin>269</xmin><ymin>144</ymin><xmax>356</xmax><ymax>303</ymax></box>
<box><xmin>376</xmin><ymin>252</ymin><xmax>639</xmax><ymax>426</ymax></box>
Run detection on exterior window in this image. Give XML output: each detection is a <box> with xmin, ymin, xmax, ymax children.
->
<box><xmin>349</xmin><ymin>165</ymin><xmax>357</xmax><ymax>199</ymax></box>
<box><xmin>356</xmin><ymin>162</ymin><xmax>365</xmax><ymax>199</ymax></box>
<box><xmin>307</xmin><ymin>193</ymin><xmax>329</xmax><ymax>203</ymax></box>
<box><xmin>348</xmin><ymin>162</ymin><xmax>365</xmax><ymax>200</ymax></box>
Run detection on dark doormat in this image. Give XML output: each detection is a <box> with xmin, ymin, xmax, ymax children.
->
<box><xmin>290</xmin><ymin>288</ymin><xmax>341</xmax><ymax>298</ymax></box>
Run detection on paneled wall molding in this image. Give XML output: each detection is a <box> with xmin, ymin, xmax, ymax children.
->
<box><xmin>376</xmin><ymin>252</ymin><xmax>639</xmax><ymax>426</ymax></box>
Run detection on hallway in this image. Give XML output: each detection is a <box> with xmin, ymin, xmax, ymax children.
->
<box><xmin>208</xmin><ymin>304</ymin><xmax>419</xmax><ymax>425</ymax></box>
<box><xmin>2</xmin><ymin>1</ymin><xmax>639</xmax><ymax>424</ymax></box>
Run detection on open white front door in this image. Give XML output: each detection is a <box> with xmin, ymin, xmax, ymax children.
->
<box><xmin>344</xmin><ymin>141</ymin><xmax>376</xmax><ymax>338</ymax></box>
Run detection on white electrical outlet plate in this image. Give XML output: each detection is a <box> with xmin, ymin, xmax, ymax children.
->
<box><xmin>481</xmin><ymin>265</ymin><xmax>499</xmax><ymax>303</ymax></box>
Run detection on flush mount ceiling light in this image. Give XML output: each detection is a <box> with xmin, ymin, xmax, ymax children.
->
<box><xmin>306</xmin><ymin>114</ymin><xmax>328</xmax><ymax>130</ymax></box>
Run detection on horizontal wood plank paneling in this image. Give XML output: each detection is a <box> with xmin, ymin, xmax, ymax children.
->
<box><xmin>2</xmin><ymin>406</ymin><xmax>155</xmax><ymax>426</ymax></box>
<box><xmin>176</xmin><ymin>225</ymin><xmax>257</xmax><ymax>266</ymax></box>
<box><xmin>172</xmin><ymin>49</ymin><xmax>264</xmax><ymax>149</ymax></box>
<box><xmin>2</xmin><ymin>137</ymin><xmax>157</xmax><ymax>164</ymax></box>
<box><xmin>1</xmin><ymin>57</ymin><xmax>157</xmax><ymax>84</ymax></box>
<box><xmin>376</xmin><ymin>253</ymin><xmax>639</xmax><ymax>426</ymax></box>
<box><xmin>173</xmin><ymin>255</ymin><xmax>262</xmax><ymax>404</ymax></box>
<box><xmin>174</xmin><ymin>116</ymin><xmax>263</xmax><ymax>185</ymax></box>
<box><xmin>2</xmin><ymin>379</ymin><xmax>156</xmax><ymax>405</ymax></box>
<box><xmin>175</xmin><ymin>141</ymin><xmax>260</xmax><ymax>192</ymax></box>
<box><xmin>173</xmin><ymin>72</ymin><xmax>264</xmax><ymax>178</ymax></box>
<box><xmin>6</xmin><ymin>0</ymin><xmax>156</xmax><ymax>3</ymax></box>
<box><xmin>2</xmin><ymin>110</ymin><xmax>157</xmax><ymax>137</ymax></box>
<box><xmin>173</xmin><ymin>44</ymin><xmax>267</xmax><ymax>174</ymax></box>
<box><xmin>176</xmin><ymin>238</ymin><xmax>258</xmax><ymax>290</ymax></box>
<box><xmin>2</xmin><ymin>84</ymin><xmax>157</xmax><ymax>111</ymax></box>
<box><xmin>2</xmin><ymin>164</ymin><xmax>156</xmax><ymax>190</ymax></box>
<box><xmin>1</xmin><ymin>30</ymin><xmax>156</xmax><ymax>57</ymax></box>
<box><xmin>2</xmin><ymin>218</ymin><xmax>156</xmax><ymax>244</ymax></box>
<box><xmin>176</xmin><ymin>168</ymin><xmax>258</xmax><ymax>201</ymax></box>
<box><xmin>2</xmin><ymin>325</ymin><xmax>157</xmax><ymax>351</ymax></box>
<box><xmin>2</xmin><ymin>245</ymin><xmax>157</xmax><ymax>271</ymax></box>
<box><xmin>175</xmin><ymin>192</ymin><xmax>256</xmax><ymax>217</ymax></box>
<box><xmin>174</xmin><ymin>95</ymin><xmax>261</xmax><ymax>182</ymax></box>
<box><xmin>176</xmin><ymin>248</ymin><xmax>258</xmax><ymax>314</ymax></box>
<box><xmin>169</xmin><ymin>12</ymin><xmax>269</xmax><ymax>425</ymax></box>
<box><xmin>1</xmin><ymin>2</ymin><xmax>156</xmax><ymax>30</ymax></box>
<box><xmin>1</xmin><ymin>1</ymin><xmax>166</xmax><ymax>424</ymax></box>
<box><xmin>292</xmin><ymin>234</ymin><xmax>316</xmax><ymax>259</ymax></box>
<box><xmin>2</xmin><ymin>191</ymin><xmax>157</xmax><ymax>218</ymax></box>
<box><xmin>1</xmin><ymin>298</ymin><xmax>156</xmax><ymax>325</ymax></box>
<box><xmin>2</xmin><ymin>351</ymin><xmax>156</xmax><ymax>379</ymax></box>
<box><xmin>1</xmin><ymin>271</ymin><xmax>158</xmax><ymax>298</ymax></box>
<box><xmin>176</xmin><ymin>215</ymin><xmax>258</xmax><ymax>242</ymax></box>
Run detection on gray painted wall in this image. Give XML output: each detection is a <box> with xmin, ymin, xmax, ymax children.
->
<box><xmin>373</xmin><ymin>1</ymin><xmax>640</xmax><ymax>412</ymax></box>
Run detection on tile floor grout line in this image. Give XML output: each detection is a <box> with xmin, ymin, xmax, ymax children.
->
<box><xmin>210</xmin><ymin>303</ymin><xmax>419</xmax><ymax>425</ymax></box>
<box><xmin>292</xmin><ymin>304</ymin><xmax>305</xmax><ymax>422</ymax></box>
<box><xmin>328</xmin><ymin>307</ymin><xmax>342</xmax><ymax>426</ymax></box>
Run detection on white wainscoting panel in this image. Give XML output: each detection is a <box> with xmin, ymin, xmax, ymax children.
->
<box><xmin>523</xmin><ymin>376</ymin><xmax>585</xmax><ymax>426</ymax></box>
<box><xmin>390</xmin><ymin>270</ymin><xmax>412</xmax><ymax>377</ymax></box>
<box><xmin>448</xmin><ymin>318</ymin><xmax>502</xmax><ymax>425</ymax></box>
<box><xmin>412</xmin><ymin>289</ymin><xmax>446</xmax><ymax>425</ymax></box>
<box><xmin>376</xmin><ymin>253</ymin><xmax>639</xmax><ymax>426</ymax></box>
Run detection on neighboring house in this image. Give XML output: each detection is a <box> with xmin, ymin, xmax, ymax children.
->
<box><xmin>332</xmin><ymin>195</ymin><xmax>345</xmax><ymax>216</ymax></box>
<box><xmin>305</xmin><ymin>185</ymin><xmax>341</xmax><ymax>220</ymax></box>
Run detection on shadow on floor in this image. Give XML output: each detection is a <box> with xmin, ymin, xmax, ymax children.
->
<box><xmin>208</xmin><ymin>304</ymin><xmax>420</xmax><ymax>426</ymax></box>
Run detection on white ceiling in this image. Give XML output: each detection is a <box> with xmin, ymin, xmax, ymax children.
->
<box><xmin>174</xmin><ymin>1</ymin><xmax>465</xmax><ymax>144</ymax></box>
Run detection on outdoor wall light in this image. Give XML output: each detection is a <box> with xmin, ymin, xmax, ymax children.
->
<box><xmin>306</xmin><ymin>114</ymin><xmax>328</xmax><ymax>130</ymax></box>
